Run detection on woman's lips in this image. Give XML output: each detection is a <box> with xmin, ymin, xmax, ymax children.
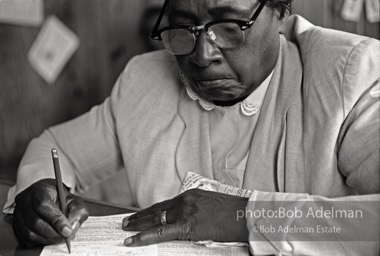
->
<box><xmin>196</xmin><ymin>79</ymin><xmax>233</xmax><ymax>89</ymax></box>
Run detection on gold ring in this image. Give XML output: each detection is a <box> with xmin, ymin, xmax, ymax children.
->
<box><xmin>160</xmin><ymin>210</ymin><xmax>167</xmax><ymax>225</ymax></box>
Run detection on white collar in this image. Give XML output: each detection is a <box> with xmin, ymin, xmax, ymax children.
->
<box><xmin>180</xmin><ymin>70</ymin><xmax>274</xmax><ymax>116</ymax></box>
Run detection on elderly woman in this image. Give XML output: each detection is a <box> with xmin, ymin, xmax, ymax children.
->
<box><xmin>5</xmin><ymin>0</ymin><xmax>379</xmax><ymax>255</ymax></box>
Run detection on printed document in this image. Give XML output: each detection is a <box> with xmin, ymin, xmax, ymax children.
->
<box><xmin>41</xmin><ymin>213</ymin><xmax>248</xmax><ymax>256</ymax></box>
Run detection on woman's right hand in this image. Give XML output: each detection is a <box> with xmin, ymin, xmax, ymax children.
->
<box><xmin>13</xmin><ymin>178</ymin><xmax>89</xmax><ymax>248</ymax></box>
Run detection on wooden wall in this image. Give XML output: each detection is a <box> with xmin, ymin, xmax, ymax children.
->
<box><xmin>0</xmin><ymin>0</ymin><xmax>379</xmax><ymax>183</ymax></box>
<box><xmin>293</xmin><ymin>0</ymin><xmax>379</xmax><ymax>39</ymax></box>
<box><xmin>0</xmin><ymin>0</ymin><xmax>150</xmax><ymax>180</ymax></box>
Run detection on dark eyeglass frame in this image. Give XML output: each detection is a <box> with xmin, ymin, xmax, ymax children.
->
<box><xmin>150</xmin><ymin>0</ymin><xmax>268</xmax><ymax>46</ymax></box>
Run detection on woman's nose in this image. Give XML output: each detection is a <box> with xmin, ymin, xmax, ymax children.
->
<box><xmin>189</xmin><ymin>31</ymin><xmax>223</xmax><ymax>67</ymax></box>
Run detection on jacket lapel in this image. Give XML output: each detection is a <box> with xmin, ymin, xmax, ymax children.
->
<box><xmin>243</xmin><ymin>36</ymin><xmax>305</xmax><ymax>193</ymax></box>
<box><xmin>175</xmin><ymin>86</ymin><xmax>214</xmax><ymax>183</ymax></box>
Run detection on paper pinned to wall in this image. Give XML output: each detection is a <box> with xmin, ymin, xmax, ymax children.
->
<box><xmin>0</xmin><ymin>0</ymin><xmax>44</xmax><ymax>26</ymax></box>
<box><xmin>341</xmin><ymin>0</ymin><xmax>365</xmax><ymax>22</ymax></box>
<box><xmin>365</xmin><ymin>0</ymin><xmax>380</xmax><ymax>23</ymax></box>
<box><xmin>28</xmin><ymin>16</ymin><xmax>80</xmax><ymax>84</ymax></box>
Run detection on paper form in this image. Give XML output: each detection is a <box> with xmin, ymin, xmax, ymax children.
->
<box><xmin>158</xmin><ymin>242</ymin><xmax>248</xmax><ymax>255</ymax></box>
<box><xmin>0</xmin><ymin>0</ymin><xmax>43</xmax><ymax>26</ymax></box>
<box><xmin>41</xmin><ymin>213</ymin><xmax>157</xmax><ymax>256</ymax></box>
<box><xmin>181</xmin><ymin>171</ymin><xmax>253</xmax><ymax>198</ymax></box>
<box><xmin>41</xmin><ymin>213</ymin><xmax>249</xmax><ymax>256</ymax></box>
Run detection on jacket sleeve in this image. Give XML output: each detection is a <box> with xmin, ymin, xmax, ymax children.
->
<box><xmin>247</xmin><ymin>191</ymin><xmax>380</xmax><ymax>256</ymax></box>
<box><xmin>336</xmin><ymin>37</ymin><xmax>380</xmax><ymax>194</ymax></box>
<box><xmin>246</xmin><ymin>37</ymin><xmax>380</xmax><ymax>256</ymax></box>
<box><xmin>2</xmin><ymin>55</ymin><xmax>140</xmax><ymax>214</ymax></box>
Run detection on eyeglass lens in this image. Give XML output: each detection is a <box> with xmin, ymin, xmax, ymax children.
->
<box><xmin>161</xmin><ymin>28</ymin><xmax>195</xmax><ymax>54</ymax></box>
<box><xmin>160</xmin><ymin>22</ymin><xmax>245</xmax><ymax>55</ymax></box>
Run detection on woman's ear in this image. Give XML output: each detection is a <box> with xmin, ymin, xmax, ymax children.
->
<box><xmin>278</xmin><ymin>10</ymin><xmax>290</xmax><ymax>34</ymax></box>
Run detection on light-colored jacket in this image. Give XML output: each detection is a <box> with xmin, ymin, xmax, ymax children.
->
<box><xmin>3</xmin><ymin>15</ymin><xmax>379</xmax><ymax>255</ymax></box>
<box><xmin>5</xmin><ymin>14</ymin><xmax>379</xmax><ymax>209</ymax></box>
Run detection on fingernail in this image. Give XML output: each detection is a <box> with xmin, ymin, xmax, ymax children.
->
<box><xmin>124</xmin><ymin>237</ymin><xmax>133</xmax><ymax>246</ymax></box>
<box><xmin>122</xmin><ymin>219</ymin><xmax>129</xmax><ymax>229</ymax></box>
<box><xmin>62</xmin><ymin>226</ymin><xmax>72</xmax><ymax>237</ymax></box>
<box><xmin>71</xmin><ymin>220</ymin><xmax>80</xmax><ymax>231</ymax></box>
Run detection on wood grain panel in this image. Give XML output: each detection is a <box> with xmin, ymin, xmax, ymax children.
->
<box><xmin>0</xmin><ymin>0</ymin><xmax>148</xmax><ymax>173</ymax></box>
<box><xmin>293</xmin><ymin>0</ymin><xmax>379</xmax><ymax>38</ymax></box>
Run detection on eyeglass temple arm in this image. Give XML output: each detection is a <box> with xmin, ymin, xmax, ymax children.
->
<box><xmin>248</xmin><ymin>0</ymin><xmax>268</xmax><ymax>25</ymax></box>
<box><xmin>151</xmin><ymin>0</ymin><xmax>169</xmax><ymax>40</ymax></box>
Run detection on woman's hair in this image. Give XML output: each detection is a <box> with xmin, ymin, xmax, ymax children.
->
<box><xmin>260</xmin><ymin>0</ymin><xmax>293</xmax><ymax>18</ymax></box>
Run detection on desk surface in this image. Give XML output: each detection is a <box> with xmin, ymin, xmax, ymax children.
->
<box><xmin>0</xmin><ymin>181</ymin><xmax>136</xmax><ymax>256</ymax></box>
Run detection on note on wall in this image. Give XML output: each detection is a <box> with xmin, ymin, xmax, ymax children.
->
<box><xmin>365</xmin><ymin>0</ymin><xmax>380</xmax><ymax>23</ymax></box>
<box><xmin>28</xmin><ymin>16</ymin><xmax>80</xmax><ymax>84</ymax></box>
<box><xmin>0</xmin><ymin>0</ymin><xmax>44</xmax><ymax>26</ymax></box>
<box><xmin>341</xmin><ymin>0</ymin><xmax>365</xmax><ymax>21</ymax></box>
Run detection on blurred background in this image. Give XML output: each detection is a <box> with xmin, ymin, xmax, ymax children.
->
<box><xmin>0</xmin><ymin>0</ymin><xmax>379</xmax><ymax>205</ymax></box>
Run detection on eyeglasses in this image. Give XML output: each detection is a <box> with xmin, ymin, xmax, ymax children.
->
<box><xmin>151</xmin><ymin>0</ymin><xmax>268</xmax><ymax>55</ymax></box>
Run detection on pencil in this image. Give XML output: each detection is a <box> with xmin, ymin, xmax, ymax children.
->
<box><xmin>51</xmin><ymin>148</ymin><xmax>71</xmax><ymax>254</ymax></box>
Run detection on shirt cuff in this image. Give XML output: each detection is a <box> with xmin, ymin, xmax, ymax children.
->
<box><xmin>246</xmin><ymin>190</ymin><xmax>380</xmax><ymax>256</ymax></box>
<box><xmin>2</xmin><ymin>185</ymin><xmax>16</xmax><ymax>214</ymax></box>
<box><xmin>247</xmin><ymin>190</ymin><xmax>308</xmax><ymax>255</ymax></box>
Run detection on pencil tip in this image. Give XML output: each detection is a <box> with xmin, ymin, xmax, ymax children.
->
<box><xmin>66</xmin><ymin>239</ymin><xmax>71</xmax><ymax>254</ymax></box>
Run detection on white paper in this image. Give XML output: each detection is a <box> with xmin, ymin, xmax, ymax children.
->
<box><xmin>41</xmin><ymin>213</ymin><xmax>249</xmax><ymax>256</ymax></box>
<box><xmin>341</xmin><ymin>0</ymin><xmax>365</xmax><ymax>21</ymax></box>
<box><xmin>41</xmin><ymin>213</ymin><xmax>157</xmax><ymax>256</ymax></box>
<box><xmin>28</xmin><ymin>16</ymin><xmax>79</xmax><ymax>84</ymax></box>
<box><xmin>181</xmin><ymin>171</ymin><xmax>253</xmax><ymax>198</ymax></box>
<box><xmin>157</xmin><ymin>242</ymin><xmax>248</xmax><ymax>255</ymax></box>
<box><xmin>0</xmin><ymin>0</ymin><xmax>43</xmax><ymax>26</ymax></box>
<box><xmin>365</xmin><ymin>0</ymin><xmax>380</xmax><ymax>22</ymax></box>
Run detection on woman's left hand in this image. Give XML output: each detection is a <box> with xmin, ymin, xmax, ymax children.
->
<box><xmin>122</xmin><ymin>189</ymin><xmax>249</xmax><ymax>246</ymax></box>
